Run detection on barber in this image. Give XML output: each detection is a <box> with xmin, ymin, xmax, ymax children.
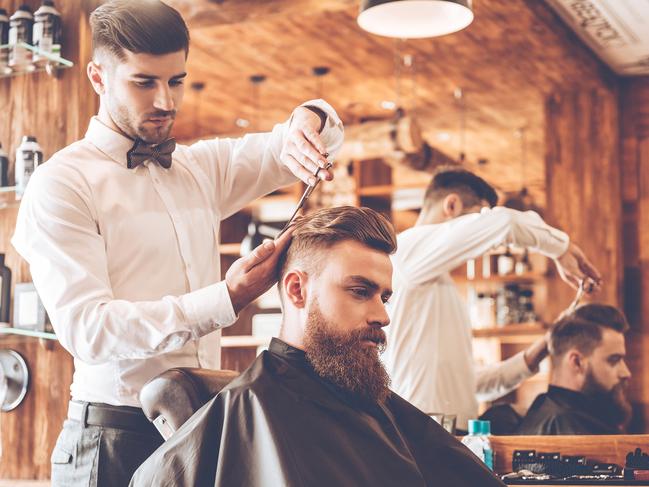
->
<box><xmin>11</xmin><ymin>1</ymin><xmax>343</xmax><ymax>485</ymax></box>
<box><xmin>384</xmin><ymin>167</ymin><xmax>601</xmax><ymax>431</ymax></box>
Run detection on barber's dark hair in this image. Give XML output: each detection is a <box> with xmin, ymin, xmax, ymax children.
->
<box><xmin>424</xmin><ymin>166</ymin><xmax>498</xmax><ymax>208</ymax></box>
<box><xmin>278</xmin><ymin>206</ymin><xmax>397</xmax><ymax>282</ymax></box>
<box><xmin>90</xmin><ymin>0</ymin><xmax>190</xmax><ymax>61</ymax></box>
<box><xmin>549</xmin><ymin>303</ymin><xmax>629</xmax><ymax>361</ymax></box>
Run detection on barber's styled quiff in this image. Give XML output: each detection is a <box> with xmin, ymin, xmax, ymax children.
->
<box><xmin>549</xmin><ymin>304</ymin><xmax>629</xmax><ymax>361</ymax></box>
<box><xmin>90</xmin><ymin>0</ymin><xmax>190</xmax><ymax>61</ymax></box>
<box><xmin>424</xmin><ymin>166</ymin><xmax>498</xmax><ymax>208</ymax></box>
<box><xmin>278</xmin><ymin>206</ymin><xmax>397</xmax><ymax>282</ymax></box>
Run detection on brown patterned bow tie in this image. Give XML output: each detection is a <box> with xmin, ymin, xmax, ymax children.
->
<box><xmin>126</xmin><ymin>138</ymin><xmax>176</xmax><ymax>169</ymax></box>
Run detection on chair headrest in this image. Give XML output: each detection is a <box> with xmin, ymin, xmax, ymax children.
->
<box><xmin>139</xmin><ymin>367</ymin><xmax>239</xmax><ymax>432</ymax></box>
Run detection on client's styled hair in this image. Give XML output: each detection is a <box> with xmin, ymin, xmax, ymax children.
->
<box><xmin>549</xmin><ymin>303</ymin><xmax>629</xmax><ymax>364</ymax></box>
<box><xmin>277</xmin><ymin>206</ymin><xmax>396</xmax><ymax>285</ymax></box>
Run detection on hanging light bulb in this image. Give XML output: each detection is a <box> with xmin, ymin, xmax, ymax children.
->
<box><xmin>358</xmin><ymin>0</ymin><xmax>474</xmax><ymax>39</ymax></box>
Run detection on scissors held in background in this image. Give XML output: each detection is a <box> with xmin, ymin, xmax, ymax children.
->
<box><xmin>277</xmin><ymin>162</ymin><xmax>333</xmax><ymax>237</ymax></box>
<box><xmin>566</xmin><ymin>278</ymin><xmax>596</xmax><ymax>314</ymax></box>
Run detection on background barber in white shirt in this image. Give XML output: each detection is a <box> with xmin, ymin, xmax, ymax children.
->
<box><xmin>383</xmin><ymin>166</ymin><xmax>601</xmax><ymax>430</ymax></box>
<box><xmin>11</xmin><ymin>1</ymin><xmax>343</xmax><ymax>485</ymax></box>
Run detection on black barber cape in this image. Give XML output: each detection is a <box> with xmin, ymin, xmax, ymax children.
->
<box><xmin>131</xmin><ymin>338</ymin><xmax>504</xmax><ymax>487</ymax></box>
<box><xmin>516</xmin><ymin>385</ymin><xmax>621</xmax><ymax>435</ymax></box>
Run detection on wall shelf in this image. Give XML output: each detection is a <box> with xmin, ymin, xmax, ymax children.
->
<box><xmin>0</xmin><ymin>43</ymin><xmax>73</xmax><ymax>79</ymax></box>
<box><xmin>0</xmin><ymin>325</ymin><xmax>57</xmax><ymax>341</ymax></box>
<box><xmin>0</xmin><ymin>186</ymin><xmax>19</xmax><ymax>210</ymax></box>
<box><xmin>455</xmin><ymin>272</ymin><xmax>546</xmax><ymax>285</ymax></box>
<box><xmin>219</xmin><ymin>243</ymin><xmax>241</xmax><ymax>257</ymax></box>
<box><xmin>472</xmin><ymin>323</ymin><xmax>547</xmax><ymax>343</ymax></box>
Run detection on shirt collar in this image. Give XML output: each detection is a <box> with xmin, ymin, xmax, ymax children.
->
<box><xmin>84</xmin><ymin>116</ymin><xmax>136</xmax><ymax>168</ymax></box>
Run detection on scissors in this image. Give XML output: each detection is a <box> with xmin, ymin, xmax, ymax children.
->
<box><xmin>277</xmin><ymin>162</ymin><xmax>332</xmax><ymax>237</ymax></box>
<box><xmin>566</xmin><ymin>278</ymin><xmax>595</xmax><ymax>314</ymax></box>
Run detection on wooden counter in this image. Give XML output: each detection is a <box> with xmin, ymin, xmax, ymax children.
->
<box><xmin>491</xmin><ymin>434</ymin><xmax>649</xmax><ymax>486</ymax></box>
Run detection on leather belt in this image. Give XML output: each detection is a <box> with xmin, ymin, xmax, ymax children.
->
<box><xmin>67</xmin><ymin>400</ymin><xmax>157</xmax><ymax>435</ymax></box>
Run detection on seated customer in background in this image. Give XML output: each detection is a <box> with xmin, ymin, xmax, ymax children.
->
<box><xmin>131</xmin><ymin>206</ymin><xmax>504</xmax><ymax>487</ymax></box>
<box><xmin>517</xmin><ymin>304</ymin><xmax>631</xmax><ymax>435</ymax></box>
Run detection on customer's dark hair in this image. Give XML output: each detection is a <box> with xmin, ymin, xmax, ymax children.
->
<box><xmin>424</xmin><ymin>166</ymin><xmax>498</xmax><ymax>208</ymax></box>
<box><xmin>90</xmin><ymin>0</ymin><xmax>190</xmax><ymax>61</ymax></box>
<box><xmin>278</xmin><ymin>206</ymin><xmax>397</xmax><ymax>285</ymax></box>
<box><xmin>549</xmin><ymin>304</ymin><xmax>629</xmax><ymax>362</ymax></box>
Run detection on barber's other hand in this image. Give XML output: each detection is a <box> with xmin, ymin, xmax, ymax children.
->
<box><xmin>225</xmin><ymin>228</ymin><xmax>294</xmax><ymax>314</ymax></box>
<box><xmin>554</xmin><ymin>242</ymin><xmax>602</xmax><ymax>292</ymax></box>
<box><xmin>280</xmin><ymin>106</ymin><xmax>333</xmax><ymax>185</ymax></box>
<box><xmin>523</xmin><ymin>332</ymin><xmax>550</xmax><ymax>372</ymax></box>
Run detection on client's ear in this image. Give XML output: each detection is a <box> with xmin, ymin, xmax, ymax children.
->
<box><xmin>283</xmin><ymin>270</ymin><xmax>308</xmax><ymax>308</ymax></box>
<box><xmin>442</xmin><ymin>193</ymin><xmax>464</xmax><ymax>218</ymax></box>
<box><xmin>565</xmin><ymin>349</ymin><xmax>586</xmax><ymax>374</ymax></box>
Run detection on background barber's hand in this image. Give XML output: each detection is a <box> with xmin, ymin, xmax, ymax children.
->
<box><xmin>523</xmin><ymin>331</ymin><xmax>550</xmax><ymax>372</ymax></box>
<box><xmin>225</xmin><ymin>228</ymin><xmax>294</xmax><ymax>314</ymax></box>
<box><xmin>554</xmin><ymin>242</ymin><xmax>602</xmax><ymax>292</ymax></box>
<box><xmin>280</xmin><ymin>106</ymin><xmax>333</xmax><ymax>185</ymax></box>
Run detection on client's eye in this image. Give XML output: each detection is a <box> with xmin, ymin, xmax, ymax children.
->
<box><xmin>350</xmin><ymin>287</ymin><xmax>369</xmax><ymax>298</ymax></box>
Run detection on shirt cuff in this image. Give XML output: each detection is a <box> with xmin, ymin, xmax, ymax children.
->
<box><xmin>507</xmin><ymin>350</ymin><xmax>537</xmax><ymax>378</ymax></box>
<box><xmin>544</xmin><ymin>228</ymin><xmax>570</xmax><ymax>259</ymax></box>
<box><xmin>179</xmin><ymin>281</ymin><xmax>238</xmax><ymax>336</ymax></box>
<box><xmin>299</xmin><ymin>99</ymin><xmax>345</xmax><ymax>163</ymax></box>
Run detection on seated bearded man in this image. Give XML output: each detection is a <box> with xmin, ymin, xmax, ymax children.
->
<box><xmin>517</xmin><ymin>303</ymin><xmax>632</xmax><ymax>435</ymax></box>
<box><xmin>131</xmin><ymin>206</ymin><xmax>505</xmax><ymax>487</ymax></box>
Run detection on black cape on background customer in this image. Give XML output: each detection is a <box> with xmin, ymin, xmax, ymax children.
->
<box><xmin>131</xmin><ymin>338</ymin><xmax>505</xmax><ymax>486</ymax></box>
<box><xmin>516</xmin><ymin>385</ymin><xmax>622</xmax><ymax>435</ymax></box>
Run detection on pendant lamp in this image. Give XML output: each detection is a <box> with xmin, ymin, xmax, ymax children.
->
<box><xmin>358</xmin><ymin>0</ymin><xmax>474</xmax><ymax>39</ymax></box>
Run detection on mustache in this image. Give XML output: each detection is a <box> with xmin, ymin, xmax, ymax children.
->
<box><xmin>146</xmin><ymin>110</ymin><xmax>176</xmax><ymax>119</ymax></box>
<box><xmin>352</xmin><ymin>327</ymin><xmax>387</xmax><ymax>346</ymax></box>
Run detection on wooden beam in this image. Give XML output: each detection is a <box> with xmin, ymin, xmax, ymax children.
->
<box><xmin>166</xmin><ymin>0</ymin><xmax>356</xmax><ymax>29</ymax></box>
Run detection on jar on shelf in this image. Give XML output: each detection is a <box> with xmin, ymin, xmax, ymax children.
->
<box><xmin>470</xmin><ymin>292</ymin><xmax>495</xmax><ymax>329</ymax></box>
<box><xmin>518</xmin><ymin>288</ymin><xmax>537</xmax><ymax>323</ymax></box>
<box><xmin>496</xmin><ymin>284</ymin><xmax>520</xmax><ymax>326</ymax></box>
<box><xmin>515</xmin><ymin>249</ymin><xmax>533</xmax><ymax>276</ymax></box>
<box><xmin>497</xmin><ymin>248</ymin><xmax>515</xmax><ymax>276</ymax></box>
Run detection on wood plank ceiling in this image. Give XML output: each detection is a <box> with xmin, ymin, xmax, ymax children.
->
<box><xmin>166</xmin><ymin>0</ymin><xmax>615</xmax><ymax>207</ymax></box>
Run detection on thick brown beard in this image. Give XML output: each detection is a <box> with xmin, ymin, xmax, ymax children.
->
<box><xmin>583</xmin><ymin>369</ymin><xmax>632</xmax><ymax>428</ymax></box>
<box><xmin>303</xmin><ymin>301</ymin><xmax>391</xmax><ymax>403</ymax></box>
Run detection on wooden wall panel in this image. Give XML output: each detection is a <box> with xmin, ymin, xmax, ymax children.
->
<box><xmin>545</xmin><ymin>89</ymin><xmax>622</xmax><ymax>315</ymax></box>
<box><xmin>0</xmin><ymin>0</ymin><xmax>101</xmax><ymax>480</ymax></box>
<box><xmin>620</xmin><ymin>77</ymin><xmax>649</xmax><ymax>433</ymax></box>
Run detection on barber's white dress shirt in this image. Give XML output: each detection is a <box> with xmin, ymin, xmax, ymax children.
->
<box><xmin>383</xmin><ymin>207</ymin><xmax>570</xmax><ymax>428</ymax></box>
<box><xmin>12</xmin><ymin>100</ymin><xmax>343</xmax><ymax>407</ymax></box>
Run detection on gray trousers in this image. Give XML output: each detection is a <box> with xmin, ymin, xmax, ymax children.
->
<box><xmin>50</xmin><ymin>419</ymin><xmax>163</xmax><ymax>487</ymax></box>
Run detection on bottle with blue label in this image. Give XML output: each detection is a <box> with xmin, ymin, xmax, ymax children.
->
<box><xmin>480</xmin><ymin>420</ymin><xmax>494</xmax><ymax>471</ymax></box>
<box><xmin>461</xmin><ymin>419</ymin><xmax>485</xmax><ymax>463</ymax></box>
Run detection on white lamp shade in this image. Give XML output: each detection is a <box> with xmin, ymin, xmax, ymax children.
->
<box><xmin>358</xmin><ymin>0</ymin><xmax>474</xmax><ymax>39</ymax></box>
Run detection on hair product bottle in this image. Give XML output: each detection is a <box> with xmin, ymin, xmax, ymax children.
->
<box><xmin>33</xmin><ymin>0</ymin><xmax>61</xmax><ymax>65</ymax></box>
<box><xmin>15</xmin><ymin>135</ymin><xmax>43</xmax><ymax>197</ymax></box>
<box><xmin>8</xmin><ymin>4</ymin><xmax>34</xmax><ymax>72</ymax></box>
<box><xmin>0</xmin><ymin>253</ymin><xmax>11</xmax><ymax>323</ymax></box>
<box><xmin>0</xmin><ymin>142</ymin><xmax>9</xmax><ymax>187</ymax></box>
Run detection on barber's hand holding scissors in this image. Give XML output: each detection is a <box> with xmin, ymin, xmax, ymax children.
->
<box><xmin>280</xmin><ymin>106</ymin><xmax>333</xmax><ymax>185</ymax></box>
<box><xmin>554</xmin><ymin>242</ymin><xmax>602</xmax><ymax>293</ymax></box>
<box><xmin>225</xmin><ymin>227</ymin><xmax>294</xmax><ymax>314</ymax></box>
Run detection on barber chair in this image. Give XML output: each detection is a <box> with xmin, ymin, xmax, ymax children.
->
<box><xmin>140</xmin><ymin>367</ymin><xmax>239</xmax><ymax>440</ymax></box>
